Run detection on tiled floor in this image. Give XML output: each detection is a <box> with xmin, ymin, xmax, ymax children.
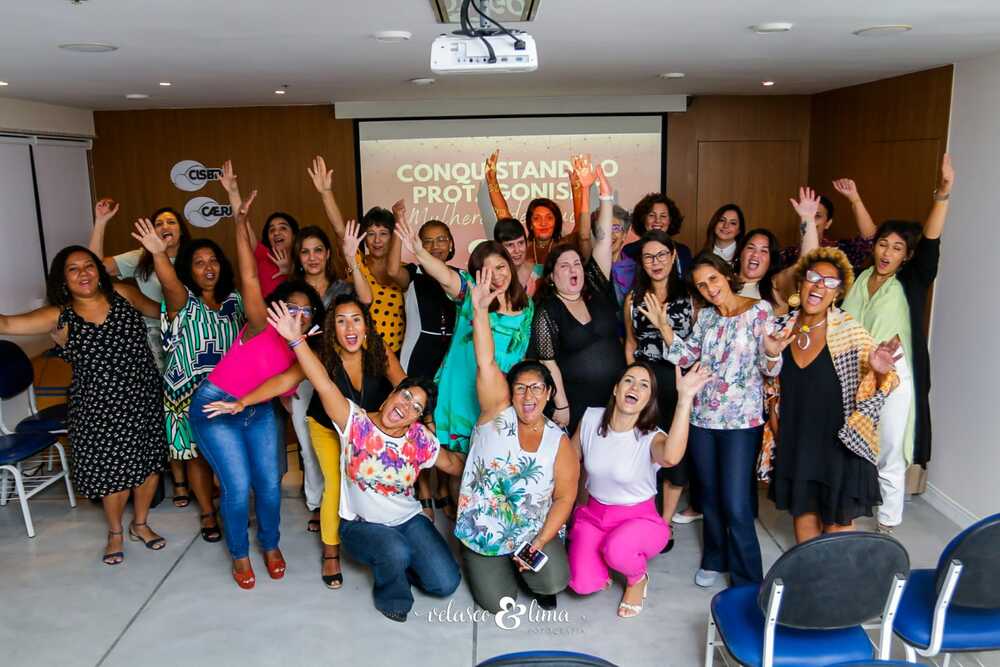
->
<box><xmin>1</xmin><ymin>457</ymin><xmax>996</xmax><ymax>667</ymax></box>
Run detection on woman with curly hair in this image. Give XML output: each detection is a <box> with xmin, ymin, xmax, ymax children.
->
<box><xmin>622</xmin><ymin>192</ymin><xmax>692</xmax><ymax>281</ymax></box>
<box><xmin>763</xmin><ymin>248</ymin><xmax>901</xmax><ymax>543</ymax></box>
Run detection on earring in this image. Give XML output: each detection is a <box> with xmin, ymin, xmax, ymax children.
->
<box><xmin>61</xmin><ymin>284</ymin><xmax>70</xmax><ymax>300</ymax></box>
<box><xmin>787</xmin><ymin>293</ymin><xmax>801</xmax><ymax>308</ymax></box>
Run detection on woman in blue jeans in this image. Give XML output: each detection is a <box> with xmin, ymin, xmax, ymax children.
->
<box><xmin>267</xmin><ymin>300</ymin><xmax>468</xmax><ymax>622</ymax></box>
<box><xmin>641</xmin><ymin>252</ymin><xmax>793</xmax><ymax>587</ymax></box>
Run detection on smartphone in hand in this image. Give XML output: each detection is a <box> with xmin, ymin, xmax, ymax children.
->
<box><xmin>513</xmin><ymin>541</ymin><xmax>549</xmax><ymax>572</ymax></box>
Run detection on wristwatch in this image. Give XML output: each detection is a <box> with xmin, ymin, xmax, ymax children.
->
<box><xmin>932</xmin><ymin>189</ymin><xmax>951</xmax><ymax>202</ymax></box>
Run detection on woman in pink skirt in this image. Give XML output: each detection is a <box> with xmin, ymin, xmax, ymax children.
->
<box><xmin>569</xmin><ymin>361</ymin><xmax>710</xmax><ymax>617</ymax></box>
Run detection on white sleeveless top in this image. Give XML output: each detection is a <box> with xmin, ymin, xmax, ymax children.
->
<box><xmin>454</xmin><ymin>405</ymin><xmax>563</xmax><ymax>556</ymax></box>
<box><xmin>579</xmin><ymin>407</ymin><xmax>663</xmax><ymax>506</ymax></box>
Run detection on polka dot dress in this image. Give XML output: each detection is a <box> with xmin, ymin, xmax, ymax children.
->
<box><xmin>56</xmin><ymin>293</ymin><xmax>167</xmax><ymax>498</ymax></box>
<box><xmin>359</xmin><ymin>260</ymin><xmax>405</xmax><ymax>352</ymax></box>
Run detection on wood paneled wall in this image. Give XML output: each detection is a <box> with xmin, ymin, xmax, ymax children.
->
<box><xmin>809</xmin><ymin>66</ymin><xmax>953</xmax><ymax>239</ymax></box>
<box><xmin>91</xmin><ymin>106</ymin><xmax>357</xmax><ymax>269</ymax></box>
<box><xmin>666</xmin><ymin>95</ymin><xmax>812</xmax><ymax>250</ymax></box>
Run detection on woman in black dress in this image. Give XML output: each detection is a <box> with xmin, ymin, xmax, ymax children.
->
<box><xmin>767</xmin><ymin>248</ymin><xmax>901</xmax><ymax>543</ymax></box>
<box><xmin>0</xmin><ymin>246</ymin><xmax>168</xmax><ymax>564</ymax></box>
<box><xmin>530</xmin><ymin>165</ymin><xmax>620</xmax><ymax>434</ymax></box>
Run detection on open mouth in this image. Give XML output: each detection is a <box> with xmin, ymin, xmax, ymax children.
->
<box><xmin>392</xmin><ymin>406</ymin><xmax>405</xmax><ymax>421</ymax></box>
<box><xmin>568</xmin><ymin>275</ymin><xmax>580</xmax><ymax>288</ymax></box>
<box><xmin>747</xmin><ymin>258</ymin><xmax>760</xmax><ymax>271</ymax></box>
<box><xmin>623</xmin><ymin>392</ymin><xmax>639</xmax><ymax>406</ymax></box>
<box><xmin>344</xmin><ymin>334</ymin><xmax>359</xmax><ymax>347</ymax></box>
<box><xmin>160</xmin><ymin>231</ymin><xmax>175</xmax><ymax>242</ymax></box>
<box><xmin>204</xmin><ymin>271</ymin><xmax>217</xmax><ymax>281</ymax></box>
<box><xmin>878</xmin><ymin>258</ymin><xmax>891</xmax><ymax>271</ymax></box>
<box><xmin>521</xmin><ymin>400</ymin><xmax>537</xmax><ymax>415</ymax></box>
<box><xmin>807</xmin><ymin>290</ymin><xmax>824</xmax><ymax>306</ymax></box>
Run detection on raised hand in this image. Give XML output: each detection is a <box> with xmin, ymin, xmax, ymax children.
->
<box><xmin>202</xmin><ymin>399</ymin><xmax>246</xmax><ymax>419</ymax></box>
<box><xmin>342</xmin><ymin>220</ymin><xmax>364</xmax><ymax>264</ymax></box>
<box><xmin>95</xmin><ymin>198</ymin><xmax>119</xmax><ymax>225</ymax></box>
<box><xmin>832</xmin><ymin>178</ymin><xmax>861</xmax><ymax>203</ymax></box>
<box><xmin>637</xmin><ymin>291</ymin><xmax>670</xmax><ymax>332</ymax></box>
<box><xmin>268</xmin><ymin>246</ymin><xmax>292</xmax><ymax>280</ymax></box>
<box><xmin>219</xmin><ymin>160</ymin><xmax>240</xmax><ymax>195</ymax></box>
<box><xmin>393</xmin><ymin>216</ymin><xmax>420</xmax><ymax>258</ymax></box>
<box><xmin>267</xmin><ymin>300</ymin><xmax>303</xmax><ymax>341</ymax></box>
<box><xmin>471</xmin><ymin>268</ymin><xmax>503</xmax><ymax>313</ymax></box>
<box><xmin>763</xmin><ymin>314</ymin><xmax>798</xmax><ymax>357</ymax></box>
<box><xmin>676</xmin><ymin>363</ymin><xmax>712</xmax><ymax>400</ymax></box>
<box><xmin>789</xmin><ymin>187</ymin><xmax>820</xmax><ymax>222</ymax></box>
<box><xmin>131</xmin><ymin>218</ymin><xmax>168</xmax><ymax>255</ymax></box>
<box><xmin>571</xmin><ymin>153</ymin><xmax>598</xmax><ymax>189</ymax></box>
<box><xmin>938</xmin><ymin>153</ymin><xmax>954</xmax><ymax>195</ymax></box>
<box><xmin>595</xmin><ymin>164</ymin><xmax>612</xmax><ymax>199</ymax></box>
<box><xmin>391</xmin><ymin>198</ymin><xmax>406</xmax><ymax>221</ymax></box>
<box><xmin>485</xmin><ymin>149</ymin><xmax>500</xmax><ymax>183</ymax></box>
<box><xmin>869</xmin><ymin>337</ymin><xmax>902</xmax><ymax>375</ymax></box>
<box><xmin>238</xmin><ymin>189</ymin><xmax>258</xmax><ymax>222</ymax></box>
<box><xmin>308</xmin><ymin>155</ymin><xmax>333</xmax><ymax>193</ymax></box>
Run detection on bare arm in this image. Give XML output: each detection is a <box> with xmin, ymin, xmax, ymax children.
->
<box><xmin>541</xmin><ymin>360</ymin><xmax>570</xmax><ymax>428</ymax></box>
<box><xmin>308</xmin><ymin>155</ymin><xmax>347</xmax><ymax>240</ymax></box>
<box><xmin>394</xmin><ymin>216</ymin><xmax>462</xmax><ymax>299</ymax></box>
<box><xmin>832</xmin><ymin>178</ymin><xmax>877</xmax><ymax>239</ymax></box>
<box><xmin>385</xmin><ymin>345</ymin><xmax>407</xmax><ymax>386</ymax></box>
<box><xmin>650</xmin><ymin>364</ymin><xmax>711</xmax><ymax>466</ymax></box>
<box><xmin>532</xmin><ymin>436</ymin><xmax>580</xmax><ymax>550</ymax></box>
<box><xmin>623</xmin><ymin>292</ymin><xmax>638</xmax><ymax>364</ymax></box>
<box><xmin>341</xmin><ymin>221</ymin><xmax>374</xmax><ymax>305</ymax></box>
<box><xmin>385</xmin><ymin>199</ymin><xmax>413</xmax><ymax>291</ymax></box>
<box><xmin>774</xmin><ymin>187</ymin><xmax>822</xmax><ymax>297</ymax></box>
<box><xmin>0</xmin><ymin>306</ymin><xmax>61</xmax><ymax>336</ymax></box>
<box><xmin>570</xmin><ymin>155</ymin><xmax>594</xmax><ymax>262</ymax></box>
<box><xmin>131</xmin><ymin>218</ymin><xmax>188</xmax><ymax>317</ymax></box>
<box><xmin>923</xmin><ymin>153</ymin><xmax>954</xmax><ymax>240</ymax></box>
<box><xmin>471</xmin><ymin>269</ymin><xmax>511</xmax><ymax>422</ymax></box>
<box><xmin>591</xmin><ymin>164</ymin><xmax>614</xmax><ymax>278</ymax></box>
<box><xmin>485</xmin><ymin>149</ymin><xmax>512</xmax><ymax>220</ymax></box>
<box><xmin>89</xmin><ymin>198</ymin><xmax>123</xmax><ymax>276</ymax></box>
<box><xmin>113</xmin><ymin>282</ymin><xmax>159</xmax><ymax>319</ymax></box>
<box><xmin>225</xmin><ymin>176</ymin><xmax>268</xmax><ymax>334</ymax></box>
<box><xmin>202</xmin><ymin>364</ymin><xmax>307</xmax><ymax>418</ymax></box>
<box><xmin>433</xmin><ymin>445</ymin><xmax>467</xmax><ymax>477</ymax></box>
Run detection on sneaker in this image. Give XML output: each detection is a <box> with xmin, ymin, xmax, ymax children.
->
<box><xmin>695</xmin><ymin>569</ymin><xmax>720</xmax><ymax>587</ymax></box>
<box><xmin>672</xmin><ymin>510</ymin><xmax>704</xmax><ymax>524</ymax></box>
<box><xmin>876</xmin><ymin>523</ymin><xmax>896</xmax><ymax>535</ymax></box>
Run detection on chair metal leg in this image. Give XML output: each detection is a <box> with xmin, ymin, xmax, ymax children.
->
<box><xmin>705</xmin><ymin>612</ymin><xmax>717</xmax><ymax>667</ymax></box>
<box><xmin>55</xmin><ymin>443</ymin><xmax>76</xmax><ymax>507</ymax></box>
<box><xmin>0</xmin><ymin>467</ymin><xmax>9</xmax><ymax>505</ymax></box>
<box><xmin>905</xmin><ymin>644</ymin><xmax>917</xmax><ymax>662</ymax></box>
<box><xmin>9</xmin><ymin>466</ymin><xmax>35</xmax><ymax>537</ymax></box>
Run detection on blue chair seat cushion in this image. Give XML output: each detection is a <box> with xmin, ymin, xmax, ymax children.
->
<box><xmin>711</xmin><ymin>585</ymin><xmax>875</xmax><ymax>667</ymax></box>
<box><xmin>15</xmin><ymin>403</ymin><xmax>68</xmax><ymax>434</ymax></box>
<box><xmin>0</xmin><ymin>432</ymin><xmax>59</xmax><ymax>466</ymax></box>
<box><xmin>894</xmin><ymin>569</ymin><xmax>1000</xmax><ymax>652</ymax></box>
<box><xmin>478</xmin><ymin>650</ymin><xmax>616</xmax><ymax>666</ymax></box>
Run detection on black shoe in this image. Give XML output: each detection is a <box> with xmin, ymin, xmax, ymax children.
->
<box><xmin>321</xmin><ymin>555</ymin><xmax>343</xmax><ymax>589</ymax></box>
<box><xmin>378</xmin><ymin>608</ymin><xmax>408</xmax><ymax>623</ymax></box>
<box><xmin>660</xmin><ymin>537</ymin><xmax>675</xmax><ymax>554</ymax></box>
<box><xmin>200</xmin><ymin>512</ymin><xmax>222</xmax><ymax>543</ymax></box>
<box><xmin>533</xmin><ymin>593</ymin><xmax>557</xmax><ymax>610</ymax></box>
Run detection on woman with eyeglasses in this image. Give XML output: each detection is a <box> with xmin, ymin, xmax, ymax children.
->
<box><xmin>763</xmin><ymin>248</ymin><xmax>900</xmax><ymax>543</ymax></box>
<box><xmin>190</xmin><ymin>186</ymin><xmax>324</xmax><ymax>589</ymax></box>
<box><xmin>702</xmin><ymin>204</ymin><xmax>746</xmax><ymax>263</ymax></box>
<box><xmin>623</xmin><ymin>230</ymin><xmax>698</xmax><ymax>539</ymax></box>
<box><xmin>530</xmin><ymin>165</ymin><xmax>622</xmax><ymax>434</ymax></box>
<box><xmin>621</xmin><ymin>193</ymin><xmax>692</xmax><ymax>283</ymax></box>
<box><xmin>454</xmin><ymin>268</ymin><xmax>579</xmax><ymax>613</ymax></box>
<box><xmin>267</xmin><ymin>300</ymin><xmax>467</xmax><ymax>622</ymax></box>
<box><xmin>840</xmin><ymin>155</ymin><xmax>954</xmax><ymax>534</ymax></box>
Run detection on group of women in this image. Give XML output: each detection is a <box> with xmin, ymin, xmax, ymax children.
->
<box><xmin>0</xmin><ymin>148</ymin><xmax>953</xmax><ymax>622</ymax></box>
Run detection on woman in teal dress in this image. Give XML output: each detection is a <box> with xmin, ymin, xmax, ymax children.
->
<box><xmin>394</xmin><ymin>223</ymin><xmax>534</xmax><ymax>454</ymax></box>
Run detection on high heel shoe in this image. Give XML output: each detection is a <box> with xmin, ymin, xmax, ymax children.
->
<box><xmin>103</xmin><ymin>529</ymin><xmax>124</xmax><ymax>565</ymax></box>
<box><xmin>264</xmin><ymin>552</ymin><xmax>286</xmax><ymax>580</ymax></box>
<box><xmin>128</xmin><ymin>522</ymin><xmax>166</xmax><ymax>550</ymax></box>
<box><xmin>199</xmin><ymin>512</ymin><xmax>222</xmax><ymax>543</ymax></box>
<box><xmin>321</xmin><ymin>555</ymin><xmax>343</xmax><ymax>589</ymax></box>
<box><xmin>232</xmin><ymin>561</ymin><xmax>256</xmax><ymax>590</ymax></box>
<box><xmin>617</xmin><ymin>574</ymin><xmax>649</xmax><ymax>618</ymax></box>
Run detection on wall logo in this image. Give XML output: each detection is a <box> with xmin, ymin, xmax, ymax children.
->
<box><xmin>171</xmin><ymin>159</ymin><xmax>223</xmax><ymax>192</ymax></box>
<box><xmin>184</xmin><ymin>196</ymin><xmax>232</xmax><ymax>228</ymax></box>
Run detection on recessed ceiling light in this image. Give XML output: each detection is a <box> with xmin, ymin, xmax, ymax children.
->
<box><xmin>159</xmin><ymin>81</ymin><xmax>171</xmax><ymax>87</ymax></box>
<box><xmin>761</xmin><ymin>80</ymin><xmax>776</xmax><ymax>87</ymax></box>
<box><xmin>853</xmin><ymin>24</ymin><xmax>913</xmax><ymax>37</ymax></box>
<box><xmin>0</xmin><ymin>81</ymin><xmax>8</xmax><ymax>87</ymax></box>
<box><xmin>58</xmin><ymin>42</ymin><xmax>118</xmax><ymax>53</ymax></box>
<box><xmin>409</xmin><ymin>77</ymin><xmax>436</xmax><ymax>86</ymax></box>
<box><xmin>750</xmin><ymin>22</ymin><xmax>794</xmax><ymax>34</ymax></box>
<box><xmin>374</xmin><ymin>30</ymin><xmax>412</xmax><ymax>43</ymax></box>
<box><xmin>658</xmin><ymin>72</ymin><xmax>685</xmax><ymax>80</ymax></box>
<box><xmin>125</xmin><ymin>93</ymin><xmax>149</xmax><ymax>100</ymax></box>
<box><xmin>274</xmin><ymin>89</ymin><xmax>286</xmax><ymax>95</ymax></box>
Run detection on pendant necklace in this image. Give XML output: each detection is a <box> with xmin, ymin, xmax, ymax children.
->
<box><xmin>796</xmin><ymin>318</ymin><xmax>827</xmax><ymax>350</ymax></box>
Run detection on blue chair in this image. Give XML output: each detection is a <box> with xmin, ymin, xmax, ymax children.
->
<box><xmin>0</xmin><ymin>341</ymin><xmax>68</xmax><ymax>435</ymax></box>
<box><xmin>0</xmin><ymin>340</ymin><xmax>76</xmax><ymax>537</ymax></box>
<box><xmin>893</xmin><ymin>513</ymin><xmax>1000</xmax><ymax>665</ymax></box>
<box><xmin>478</xmin><ymin>651</ymin><xmax>616</xmax><ymax>666</ymax></box>
<box><xmin>706</xmin><ymin>532</ymin><xmax>910</xmax><ymax>667</ymax></box>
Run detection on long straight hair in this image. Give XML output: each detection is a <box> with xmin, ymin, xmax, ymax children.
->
<box><xmin>293</xmin><ymin>225</ymin><xmax>338</xmax><ymax>284</ymax></box>
<box><xmin>702</xmin><ymin>203</ymin><xmax>746</xmax><ymax>253</ymax></box>
<box><xmin>135</xmin><ymin>207</ymin><xmax>192</xmax><ymax>281</ymax></box>
<box><xmin>633</xmin><ymin>230</ymin><xmax>687</xmax><ymax>305</ymax></box>
<box><xmin>597</xmin><ymin>361</ymin><xmax>661</xmax><ymax>437</ymax></box>
<box><xmin>468</xmin><ymin>241</ymin><xmax>528</xmax><ymax>312</ymax></box>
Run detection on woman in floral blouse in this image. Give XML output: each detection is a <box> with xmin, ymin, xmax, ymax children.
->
<box><xmin>641</xmin><ymin>252</ymin><xmax>794</xmax><ymax>588</ymax></box>
<box><xmin>455</xmin><ymin>267</ymin><xmax>578</xmax><ymax>613</ymax></box>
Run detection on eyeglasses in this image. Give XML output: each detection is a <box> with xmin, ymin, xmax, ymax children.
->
<box><xmin>805</xmin><ymin>269</ymin><xmax>842</xmax><ymax>289</ymax></box>
<box><xmin>421</xmin><ymin>235</ymin><xmax>452</xmax><ymax>247</ymax></box>
<box><xmin>513</xmin><ymin>382</ymin><xmax>548</xmax><ymax>398</ymax></box>
<box><xmin>611</xmin><ymin>224</ymin><xmax>626</xmax><ymax>234</ymax></box>
<box><xmin>287</xmin><ymin>305</ymin><xmax>314</xmax><ymax>317</ymax></box>
<box><xmin>400</xmin><ymin>388</ymin><xmax>425</xmax><ymax>415</ymax></box>
<box><xmin>641</xmin><ymin>250</ymin><xmax>671</xmax><ymax>265</ymax></box>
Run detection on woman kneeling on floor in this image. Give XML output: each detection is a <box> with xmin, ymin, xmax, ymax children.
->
<box><xmin>568</xmin><ymin>361</ymin><xmax>710</xmax><ymax>616</ymax></box>
<box><xmin>454</xmin><ymin>266</ymin><xmax>579</xmax><ymax>613</ymax></box>
<box><xmin>268</xmin><ymin>300</ymin><xmax>466</xmax><ymax>622</ymax></box>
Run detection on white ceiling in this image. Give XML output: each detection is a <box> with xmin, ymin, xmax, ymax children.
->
<box><xmin>2</xmin><ymin>0</ymin><xmax>1000</xmax><ymax>110</ymax></box>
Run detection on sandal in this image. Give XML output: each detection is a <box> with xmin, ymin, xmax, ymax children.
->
<box><xmin>617</xmin><ymin>574</ymin><xmax>649</xmax><ymax>618</ymax></box>
<box><xmin>232</xmin><ymin>561</ymin><xmax>256</xmax><ymax>590</ymax></box>
<box><xmin>172</xmin><ymin>480</ymin><xmax>191</xmax><ymax>508</ymax></box>
<box><xmin>200</xmin><ymin>512</ymin><xmax>222</xmax><ymax>543</ymax></box>
<box><xmin>103</xmin><ymin>529</ymin><xmax>124</xmax><ymax>565</ymax></box>
<box><xmin>128</xmin><ymin>522</ymin><xmax>167</xmax><ymax>550</ymax></box>
<box><xmin>306</xmin><ymin>515</ymin><xmax>321</xmax><ymax>533</ymax></box>
<box><xmin>322</xmin><ymin>555</ymin><xmax>343</xmax><ymax>589</ymax></box>
<box><xmin>264</xmin><ymin>551</ymin><xmax>286</xmax><ymax>580</ymax></box>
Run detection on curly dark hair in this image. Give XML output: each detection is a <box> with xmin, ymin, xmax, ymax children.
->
<box><xmin>261</xmin><ymin>212</ymin><xmax>300</xmax><ymax>251</ymax></box>
<box><xmin>631</xmin><ymin>193</ymin><xmax>684</xmax><ymax>237</ymax></box>
<box><xmin>322</xmin><ymin>294</ymin><xmax>388</xmax><ymax>379</ymax></box>
<box><xmin>135</xmin><ymin>207</ymin><xmax>192</xmax><ymax>282</ymax></box>
<box><xmin>525</xmin><ymin>198</ymin><xmax>563</xmax><ymax>240</ymax></box>
<box><xmin>46</xmin><ymin>245</ymin><xmax>114</xmax><ymax>306</ymax></box>
<box><xmin>394</xmin><ymin>376</ymin><xmax>439</xmax><ymax>419</ymax></box>
<box><xmin>174</xmin><ymin>239</ymin><xmax>236</xmax><ymax>304</ymax></box>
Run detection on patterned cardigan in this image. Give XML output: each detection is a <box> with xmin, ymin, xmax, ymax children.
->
<box><xmin>758</xmin><ymin>306</ymin><xmax>898</xmax><ymax>480</ymax></box>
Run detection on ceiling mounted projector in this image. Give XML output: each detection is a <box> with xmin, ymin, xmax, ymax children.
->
<box><xmin>431</xmin><ymin>33</ymin><xmax>538</xmax><ymax>74</ymax></box>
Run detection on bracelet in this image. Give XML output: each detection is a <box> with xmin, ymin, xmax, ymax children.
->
<box><xmin>419</xmin><ymin>498</ymin><xmax>434</xmax><ymax>509</ymax></box>
<box><xmin>288</xmin><ymin>337</ymin><xmax>306</xmax><ymax>349</ymax></box>
<box><xmin>554</xmin><ymin>404</ymin><xmax>569</xmax><ymax>411</ymax></box>
<box><xmin>598</xmin><ymin>194</ymin><xmax>614</xmax><ymax>202</ymax></box>
<box><xmin>932</xmin><ymin>189</ymin><xmax>951</xmax><ymax>202</ymax></box>
<box><xmin>764</xmin><ymin>352</ymin><xmax>782</xmax><ymax>363</ymax></box>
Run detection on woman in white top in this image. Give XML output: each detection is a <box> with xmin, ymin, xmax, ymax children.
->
<box><xmin>454</xmin><ymin>267</ymin><xmax>579</xmax><ymax>613</ymax></box>
<box><xmin>267</xmin><ymin>300</ymin><xmax>466</xmax><ymax>623</ymax></box>
<box><xmin>701</xmin><ymin>204</ymin><xmax>745</xmax><ymax>263</ymax></box>
<box><xmin>568</xmin><ymin>361</ymin><xmax>710</xmax><ymax>617</ymax></box>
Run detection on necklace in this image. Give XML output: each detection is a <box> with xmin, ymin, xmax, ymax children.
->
<box><xmin>519</xmin><ymin>418</ymin><xmax>543</xmax><ymax>433</ymax></box>
<box><xmin>557</xmin><ymin>291</ymin><xmax>582</xmax><ymax>303</ymax></box>
<box><xmin>795</xmin><ymin>318</ymin><xmax>827</xmax><ymax>350</ymax></box>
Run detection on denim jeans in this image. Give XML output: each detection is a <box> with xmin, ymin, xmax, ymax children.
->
<box><xmin>340</xmin><ymin>514</ymin><xmax>461</xmax><ymax>616</ymax></box>
<box><xmin>189</xmin><ymin>381</ymin><xmax>283</xmax><ymax>560</ymax></box>
<box><xmin>689</xmin><ymin>424</ymin><xmax>764</xmax><ymax>586</ymax></box>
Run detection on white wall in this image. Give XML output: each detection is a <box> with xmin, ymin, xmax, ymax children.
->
<box><xmin>0</xmin><ymin>97</ymin><xmax>94</xmax><ymax>137</ymax></box>
<box><xmin>926</xmin><ymin>51</ymin><xmax>1000</xmax><ymax>523</ymax></box>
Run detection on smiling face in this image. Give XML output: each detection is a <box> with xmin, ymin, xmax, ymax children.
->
<box><xmin>511</xmin><ymin>369</ymin><xmax>551</xmax><ymax>423</ymax></box>
<box><xmin>646</xmin><ymin>203</ymin><xmax>670</xmax><ymax>232</ymax></box>
<box><xmin>501</xmin><ymin>236</ymin><xmax>527</xmax><ymax>267</ymax></box>
<box><xmin>63</xmin><ymin>250</ymin><xmax>101</xmax><ymax>299</ymax></box>
<box><xmin>268</xmin><ymin>217</ymin><xmax>294</xmax><ymax>251</ymax></box>
<box><xmin>640</xmin><ymin>240</ymin><xmax>674</xmax><ymax>283</ymax></box>
<box><xmin>364</xmin><ymin>224</ymin><xmax>392</xmax><ymax>259</ymax></box>
<box><xmin>873</xmin><ymin>232</ymin><xmax>909</xmax><ymax>277</ymax></box>
<box><xmin>380</xmin><ymin>385</ymin><xmax>427</xmax><ymax>430</ymax></box>
<box><xmin>191</xmin><ymin>247</ymin><xmax>220</xmax><ymax>293</ymax></box>
<box><xmin>154</xmin><ymin>211</ymin><xmax>183</xmax><ymax>251</ymax></box>
<box><xmin>739</xmin><ymin>233</ymin><xmax>771</xmax><ymax>281</ymax></box>
<box><xmin>692</xmin><ymin>264</ymin><xmax>734</xmax><ymax>307</ymax></box>
<box><xmin>714</xmin><ymin>209</ymin><xmax>741</xmax><ymax>244</ymax></box>
<box><xmin>530</xmin><ymin>205</ymin><xmax>557</xmax><ymax>241</ymax></box>
<box><xmin>611</xmin><ymin>216</ymin><xmax>627</xmax><ymax>256</ymax></box>
<box><xmin>551</xmin><ymin>249</ymin><xmax>584</xmax><ymax>297</ymax></box>
<box><xmin>299</xmin><ymin>236</ymin><xmax>330</xmax><ymax>277</ymax></box>
<box><xmin>613</xmin><ymin>366</ymin><xmax>653</xmax><ymax>416</ymax></box>
<box><xmin>420</xmin><ymin>223</ymin><xmax>453</xmax><ymax>263</ymax></box>
<box><xmin>483</xmin><ymin>253</ymin><xmax>513</xmax><ymax>293</ymax></box>
<box><xmin>798</xmin><ymin>261</ymin><xmax>843</xmax><ymax>315</ymax></box>
<box><xmin>333</xmin><ymin>301</ymin><xmax>366</xmax><ymax>352</ymax></box>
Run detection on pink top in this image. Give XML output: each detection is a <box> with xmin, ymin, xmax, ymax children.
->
<box><xmin>207</xmin><ymin>325</ymin><xmax>297</xmax><ymax>398</ymax></box>
<box><xmin>254</xmin><ymin>242</ymin><xmax>287</xmax><ymax>298</ymax></box>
